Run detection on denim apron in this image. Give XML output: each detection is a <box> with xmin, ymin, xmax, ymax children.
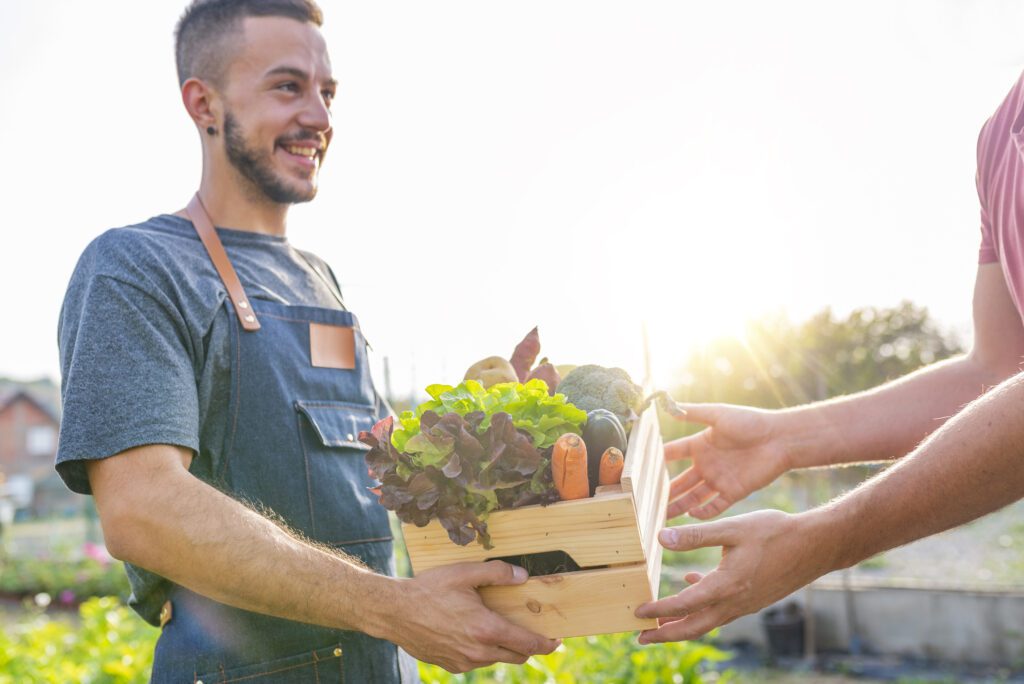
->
<box><xmin>151</xmin><ymin>196</ymin><xmax>418</xmax><ymax>683</ymax></box>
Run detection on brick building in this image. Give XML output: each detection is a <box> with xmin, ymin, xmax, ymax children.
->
<box><xmin>0</xmin><ymin>382</ymin><xmax>80</xmax><ymax>517</ymax></box>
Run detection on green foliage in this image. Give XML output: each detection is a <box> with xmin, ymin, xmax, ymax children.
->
<box><xmin>0</xmin><ymin>597</ymin><xmax>157</xmax><ymax>683</ymax></box>
<box><xmin>418</xmin><ymin>631</ymin><xmax>734</xmax><ymax>683</ymax></box>
<box><xmin>394</xmin><ymin>379</ymin><xmax>587</xmax><ymax>452</ymax></box>
<box><xmin>662</xmin><ymin>301</ymin><xmax>963</xmax><ymax>441</ymax></box>
<box><xmin>0</xmin><ymin>556</ymin><xmax>130</xmax><ymax>603</ymax></box>
<box><xmin>0</xmin><ymin>601</ymin><xmax>732</xmax><ymax>684</ymax></box>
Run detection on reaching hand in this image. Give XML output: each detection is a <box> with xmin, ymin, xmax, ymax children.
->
<box><xmin>391</xmin><ymin>560</ymin><xmax>560</xmax><ymax>673</ymax></box>
<box><xmin>635</xmin><ymin>509</ymin><xmax>836</xmax><ymax>642</ymax></box>
<box><xmin>664</xmin><ymin>403</ymin><xmax>791</xmax><ymax>519</ymax></box>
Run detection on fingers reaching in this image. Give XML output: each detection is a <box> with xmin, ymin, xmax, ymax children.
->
<box><xmin>659</xmin><ymin>518</ymin><xmax>738</xmax><ymax>552</ymax></box>
<box><xmin>638</xmin><ymin>605</ymin><xmax>733</xmax><ymax>644</ymax></box>
<box><xmin>664</xmin><ymin>435</ymin><xmax>699</xmax><ymax>463</ymax></box>
<box><xmin>635</xmin><ymin>570</ymin><xmax>732</xmax><ymax>621</ymax></box>
<box><xmin>670</xmin><ymin>403</ymin><xmax>721</xmax><ymax>425</ymax></box>
<box><xmin>689</xmin><ymin>495</ymin><xmax>732</xmax><ymax>520</ymax></box>
<box><xmin>667</xmin><ymin>478</ymin><xmax>720</xmax><ymax>519</ymax></box>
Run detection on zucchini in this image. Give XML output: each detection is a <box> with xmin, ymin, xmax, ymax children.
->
<box><xmin>581</xmin><ymin>409</ymin><xmax>628</xmax><ymax>495</ymax></box>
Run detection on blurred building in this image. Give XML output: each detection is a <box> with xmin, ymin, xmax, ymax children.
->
<box><xmin>0</xmin><ymin>379</ymin><xmax>78</xmax><ymax>518</ymax></box>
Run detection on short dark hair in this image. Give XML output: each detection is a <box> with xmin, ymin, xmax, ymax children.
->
<box><xmin>174</xmin><ymin>0</ymin><xmax>323</xmax><ymax>87</ymax></box>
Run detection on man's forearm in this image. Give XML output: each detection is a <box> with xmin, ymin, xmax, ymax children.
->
<box><xmin>779</xmin><ymin>353</ymin><xmax>1006</xmax><ymax>469</ymax></box>
<box><xmin>813</xmin><ymin>371</ymin><xmax>1024</xmax><ymax>571</ymax></box>
<box><xmin>98</xmin><ymin>453</ymin><xmax>398</xmax><ymax>639</ymax></box>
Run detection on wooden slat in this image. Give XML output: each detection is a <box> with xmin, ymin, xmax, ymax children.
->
<box><xmin>403</xmin><ymin>493</ymin><xmax>644</xmax><ymax>572</ymax></box>
<box><xmin>628</xmin><ymin>406</ymin><xmax>667</xmax><ymax>566</ymax></box>
<box><xmin>645</xmin><ymin>461</ymin><xmax>670</xmax><ymax>596</ymax></box>
<box><xmin>479</xmin><ymin>565</ymin><xmax>658</xmax><ymax>639</ymax></box>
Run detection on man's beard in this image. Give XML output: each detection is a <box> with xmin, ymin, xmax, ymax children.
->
<box><xmin>223</xmin><ymin>112</ymin><xmax>318</xmax><ymax>205</ymax></box>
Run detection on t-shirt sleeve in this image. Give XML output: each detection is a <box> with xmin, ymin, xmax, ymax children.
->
<box><xmin>56</xmin><ymin>270</ymin><xmax>200</xmax><ymax>495</ymax></box>
<box><xmin>978</xmin><ymin>168</ymin><xmax>999</xmax><ymax>265</ymax></box>
<box><xmin>977</xmin><ymin>103</ymin><xmax>1001</xmax><ymax>265</ymax></box>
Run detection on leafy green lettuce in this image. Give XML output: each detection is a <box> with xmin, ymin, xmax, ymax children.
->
<box><xmin>361</xmin><ymin>380</ymin><xmax>586</xmax><ymax>548</ymax></box>
<box><xmin>392</xmin><ymin>379</ymin><xmax>586</xmax><ymax>454</ymax></box>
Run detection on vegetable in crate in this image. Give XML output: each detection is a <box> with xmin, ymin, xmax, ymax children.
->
<box><xmin>463</xmin><ymin>356</ymin><xmax>518</xmax><ymax>388</ymax></box>
<box><xmin>552</xmin><ymin>433</ymin><xmax>589</xmax><ymax>501</ymax></box>
<box><xmin>598</xmin><ymin>447</ymin><xmax>625</xmax><ymax>486</ymax></box>
<box><xmin>509</xmin><ymin>327</ymin><xmax>541</xmax><ymax>382</ymax></box>
<box><xmin>581</xmin><ymin>409</ymin><xmax>628</xmax><ymax>495</ymax></box>
<box><xmin>557</xmin><ymin>365</ymin><xmax>644</xmax><ymax>427</ymax></box>
<box><xmin>360</xmin><ymin>379</ymin><xmax>587</xmax><ymax>548</ymax></box>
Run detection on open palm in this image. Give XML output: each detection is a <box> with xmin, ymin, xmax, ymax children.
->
<box><xmin>664</xmin><ymin>403</ymin><xmax>790</xmax><ymax>519</ymax></box>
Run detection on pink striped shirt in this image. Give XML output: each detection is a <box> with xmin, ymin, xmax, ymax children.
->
<box><xmin>977</xmin><ymin>71</ymin><xmax>1024</xmax><ymax>320</ymax></box>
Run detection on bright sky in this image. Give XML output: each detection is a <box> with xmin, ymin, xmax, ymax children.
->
<box><xmin>2</xmin><ymin>1</ymin><xmax>1024</xmax><ymax>401</ymax></box>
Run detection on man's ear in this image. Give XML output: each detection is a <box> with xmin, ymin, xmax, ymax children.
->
<box><xmin>181</xmin><ymin>78</ymin><xmax>220</xmax><ymax>133</ymax></box>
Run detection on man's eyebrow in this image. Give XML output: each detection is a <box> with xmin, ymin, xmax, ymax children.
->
<box><xmin>264</xmin><ymin>65</ymin><xmax>337</xmax><ymax>88</ymax></box>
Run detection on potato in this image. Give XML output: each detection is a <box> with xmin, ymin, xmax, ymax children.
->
<box><xmin>464</xmin><ymin>356</ymin><xmax>519</xmax><ymax>388</ymax></box>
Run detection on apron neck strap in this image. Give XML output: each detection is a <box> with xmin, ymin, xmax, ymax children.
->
<box><xmin>185</xmin><ymin>194</ymin><xmax>261</xmax><ymax>332</ymax></box>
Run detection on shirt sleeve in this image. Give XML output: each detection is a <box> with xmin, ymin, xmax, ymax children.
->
<box><xmin>56</xmin><ymin>271</ymin><xmax>200</xmax><ymax>495</ymax></box>
<box><xmin>977</xmin><ymin>108</ymin><xmax>1000</xmax><ymax>265</ymax></box>
<box><xmin>978</xmin><ymin>172</ymin><xmax>999</xmax><ymax>265</ymax></box>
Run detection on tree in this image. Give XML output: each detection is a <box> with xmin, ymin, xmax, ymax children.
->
<box><xmin>662</xmin><ymin>300</ymin><xmax>964</xmax><ymax>442</ymax></box>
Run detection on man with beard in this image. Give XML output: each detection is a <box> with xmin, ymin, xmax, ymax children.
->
<box><xmin>55</xmin><ymin>1</ymin><xmax>558</xmax><ymax>681</ymax></box>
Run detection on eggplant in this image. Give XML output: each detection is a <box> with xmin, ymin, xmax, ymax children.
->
<box><xmin>581</xmin><ymin>409</ymin><xmax>628</xmax><ymax>495</ymax></box>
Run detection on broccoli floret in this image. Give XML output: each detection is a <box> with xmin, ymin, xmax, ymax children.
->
<box><xmin>557</xmin><ymin>365</ymin><xmax>643</xmax><ymax>425</ymax></box>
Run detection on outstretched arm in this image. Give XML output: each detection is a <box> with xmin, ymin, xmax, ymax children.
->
<box><xmin>638</xmin><ymin>368</ymin><xmax>1024</xmax><ymax>642</ymax></box>
<box><xmin>88</xmin><ymin>445</ymin><xmax>558</xmax><ymax>673</ymax></box>
<box><xmin>667</xmin><ymin>263</ymin><xmax>1024</xmax><ymax>519</ymax></box>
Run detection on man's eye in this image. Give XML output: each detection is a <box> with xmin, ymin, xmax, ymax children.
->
<box><xmin>277</xmin><ymin>82</ymin><xmax>299</xmax><ymax>93</ymax></box>
<box><xmin>322</xmin><ymin>90</ymin><xmax>335</xmax><ymax>105</ymax></box>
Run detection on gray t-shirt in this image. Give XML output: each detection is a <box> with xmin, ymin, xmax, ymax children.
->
<box><xmin>56</xmin><ymin>214</ymin><xmax>350</xmax><ymax>624</ymax></box>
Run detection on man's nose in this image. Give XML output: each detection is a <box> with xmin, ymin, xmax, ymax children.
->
<box><xmin>298</xmin><ymin>91</ymin><xmax>332</xmax><ymax>134</ymax></box>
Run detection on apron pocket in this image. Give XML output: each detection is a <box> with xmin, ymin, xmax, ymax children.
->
<box><xmin>295</xmin><ymin>399</ymin><xmax>393</xmax><ymax>546</ymax></box>
<box><xmin>194</xmin><ymin>642</ymin><xmax>344</xmax><ymax>684</ymax></box>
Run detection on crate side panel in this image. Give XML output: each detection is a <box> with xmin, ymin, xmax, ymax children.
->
<box><xmin>403</xmin><ymin>493</ymin><xmax>644</xmax><ymax>572</ymax></box>
<box><xmin>637</xmin><ymin>419</ymin><xmax>667</xmax><ymax>563</ymax></box>
<box><xmin>645</xmin><ymin>462</ymin><xmax>670</xmax><ymax>596</ymax></box>
<box><xmin>479</xmin><ymin>565</ymin><xmax>658</xmax><ymax>639</ymax></box>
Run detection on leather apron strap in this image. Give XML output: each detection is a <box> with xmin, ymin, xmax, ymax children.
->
<box><xmin>185</xmin><ymin>194</ymin><xmax>261</xmax><ymax>332</ymax></box>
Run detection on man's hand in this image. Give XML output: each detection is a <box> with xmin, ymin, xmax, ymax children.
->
<box><xmin>635</xmin><ymin>510</ymin><xmax>836</xmax><ymax>643</ymax></box>
<box><xmin>665</xmin><ymin>404</ymin><xmax>790</xmax><ymax>519</ymax></box>
<box><xmin>387</xmin><ymin>561</ymin><xmax>560</xmax><ymax>674</ymax></box>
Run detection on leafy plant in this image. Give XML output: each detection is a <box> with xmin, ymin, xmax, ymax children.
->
<box><xmin>0</xmin><ymin>597</ymin><xmax>157</xmax><ymax>683</ymax></box>
<box><xmin>0</xmin><ymin>555</ymin><xmax>130</xmax><ymax>604</ymax></box>
<box><xmin>418</xmin><ymin>631</ymin><xmax>734</xmax><ymax>683</ymax></box>
<box><xmin>393</xmin><ymin>380</ymin><xmax>587</xmax><ymax>452</ymax></box>
<box><xmin>362</xmin><ymin>380</ymin><xmax>587</xmax><ymax>548</ymax></box>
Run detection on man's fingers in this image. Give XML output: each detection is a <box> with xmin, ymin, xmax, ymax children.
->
<box><xmin>664</xmin><ymin>436</ymin><xmax>700</xmax><ymax>463</ymax></box>
<box><xmin>668</xmin><ymin>467</ymin><xmax>702</xmax><ymax>497</ymax></box>
<box><xmin>690</xmin><ymin>495</ymin><xmax>732</xmax><ymax>520</ymax></box>
<box><xmin>667</xmin><ymin>479</ymin><xmax>720</xmax><ymax>520</ymax></box>
<box><xmin>463</xmin><ymin>560</ymin><xmax>529</xmax><ymax>588</ymax></box>
<box><xmin>684</xmin><ymin>571</ymin><xmax>704</xmax><ymax>584</ymax></box>
<box><xmin>669</xmin><ymin>403</ymin><xmax>721</xmax><ymax>426</ymax></box>
<box><xmin>658</xmin><ymin>518</ymin><xmax>737</xmax><ymax>552</ymax></box>
<box><xmin>635</xmin><ymin>571</ymin><xmax>732</xmax><ymax>620</ymax></box>
<box><xmin>638</xmin><ymin>605</ymin><xmax>732</xmax><ymax>644</ymax></box>
<box><xmin>493</xmin><ymin>621</ymin><xmax>560</xmax><ymax>657</ymax></box>
<box><xmin>479</xmin><ymin>647</ymin><xmax>531</xmax><ymax>666</ymax></box>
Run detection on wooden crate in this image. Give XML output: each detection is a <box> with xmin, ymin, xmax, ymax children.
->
<box><xmin>401</xmin><ymin>403</ymin><xmax>669</xmax><ymax>639</ymax></box>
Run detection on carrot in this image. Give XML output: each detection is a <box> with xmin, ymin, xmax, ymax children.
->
<box><xmin>552</xmin><ymin>433</ymin><xmax>590</xmax><ymax>500</ymax></box>
<box><xmin>598</xmin><ymin>447</ymin><xmax>624</xmax><ymax>486</ymax></box>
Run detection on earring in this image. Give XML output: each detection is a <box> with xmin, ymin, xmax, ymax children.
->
<box><xmin>206</xmin><ymin>125</ymin><xmax>217</xmax><ymax>136</ymax></box>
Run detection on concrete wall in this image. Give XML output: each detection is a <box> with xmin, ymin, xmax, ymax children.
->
<box><xmin>717</xmin><ymin>577</ymin><xmax>1024</xmax><ymax>666</ymax></box>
